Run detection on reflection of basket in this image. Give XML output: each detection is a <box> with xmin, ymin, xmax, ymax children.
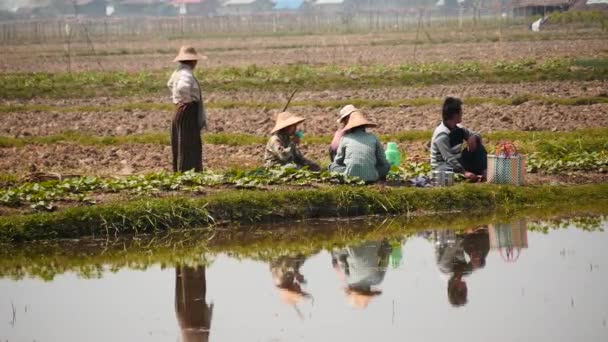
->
<box><xmin>489</xmin><ymin>221</ymin><xmax>528</xmax><ymax>263</ymax></box>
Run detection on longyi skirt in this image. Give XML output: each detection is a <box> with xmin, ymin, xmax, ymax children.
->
<box><xmin>171</xmin><ymin>102</ymin><xmax>202</xmax><ymax>172</ymax></box>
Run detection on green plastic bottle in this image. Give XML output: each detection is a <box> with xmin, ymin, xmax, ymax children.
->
<box><xmin>385</xmin><ymin>142</ymin><xmax>401</xmax><ymax>166</ymax></box>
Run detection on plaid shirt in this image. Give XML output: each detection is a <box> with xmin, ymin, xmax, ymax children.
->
<box><xmin>329</xmin><ymin>128</ymin><xmax>390</xmax><ymax>182</ymax></box>
<box><xmin>264</xmin><ymin>132</ymin><xmax>316</xmax><ymax>168</ymax></box>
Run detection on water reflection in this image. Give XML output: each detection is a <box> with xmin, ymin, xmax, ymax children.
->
<box><xmin>2</xmin><ymin>215</ymin><xmax>608</xmax><ymax>342</ymax></box>
<box><xmin>332</xmin><ymin>239</ymin><xmax>391</xmax><ymax>309</ymax></box>
<box><xmin>489</xmin><ymin>221</ymin><xmax>528</xmax><ymax>263</ymax></box>
<box><xmin>269</xmin><ymin>254</ymin><xmax>312</xmax><ymax>311</ymax></box>
<box><xmin>434</xmin><ymin>227</ymin><xmax>490</xmax><ymax>306</ymax></box>
<box><xmin>175</xmin><ymin>265</ymin><xmax>213</xmax><ymax>342</ymax></box>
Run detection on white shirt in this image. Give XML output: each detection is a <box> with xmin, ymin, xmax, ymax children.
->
<box><xmin>167</xmin><ymin>63</ymin><xmax>201</xmax><ymax>104</ymax></box>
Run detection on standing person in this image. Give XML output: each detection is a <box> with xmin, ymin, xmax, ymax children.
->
<box><xmin>264</xmin><ymin>111</ymin><xmax>320</xmax><ymax>171</ymax></box>
<box><xmin>430</xmin><ymin>97</ymin><xmax>487</xmax><ymax>181</ymax></box>
<box><xmin>328</xmin><ymin>111</ymin><xmax>390</xmax><ymax>183</ymax></box>
<box><xmin>167</xmin><ymin>46</ymin><xmax>207</xmax><ymax>172</ymax></box>
<box><xmin>329</xmin><ymin>104</ymin><xmax>357</xmax><ymax>162</ymax></box>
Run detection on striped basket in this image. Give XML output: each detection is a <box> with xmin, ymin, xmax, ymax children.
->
<box><xmin>487</xmin><ymin>141</ymin><xmax>526</xmax><ymax>185</ymax></box>
<box><xmin>487</xmin><ymin>155</ymin><xmax>526</xmax><ymax>185</ymax></box>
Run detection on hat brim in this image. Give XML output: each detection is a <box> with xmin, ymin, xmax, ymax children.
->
<box><xmin>173</xmin><ymin>54</ymin><xmax>207</xmax><ymax>62</ymax></box>
<box><xmin>336</xmin><ymin>110</ymin><xmax>358</xmax><ymax>123</ymax></box>
<box><xmin>343</xmin><ymin>121</ymin><xmax>377</xmax><ymax>131</ymax></box>
<box><xmin>271</xmin><ymin>116</ymin><xmax>306</xmax><ymax>134</ymax></box>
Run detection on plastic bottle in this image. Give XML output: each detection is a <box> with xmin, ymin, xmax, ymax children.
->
<box><xmin>385</xmin><ymin>142</ymin><xmax>401</xmax><ymax>166</ymax></box>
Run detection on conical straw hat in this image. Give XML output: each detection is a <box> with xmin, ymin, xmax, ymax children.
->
<box><xmin>337</xmin><ymin>104</ymin><xmax>360</xmax><ymax>123</ymax></box>
<box><xmin>270</xmin><ymin>111</ymin><xmax>306</xmax><ymax>134</ymax></box>
<box><xmin>173</xmin><ymin>46</ymin><xmax>206</xmax><ymax>62</ymax></box>
<box><xmin>342</xmin><ymin>112</ymin><xmax>376</xmax><ymax>131</ymax></box>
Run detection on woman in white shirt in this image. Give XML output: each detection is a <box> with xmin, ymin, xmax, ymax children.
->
<box><xmin>167</xmin><ymin>46</ymin><xmax>207</xmax><ymax>172</ymax></box>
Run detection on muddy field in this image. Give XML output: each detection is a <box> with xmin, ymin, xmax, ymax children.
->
<box><xmin>1</xmin><ymin>34</ymin><xmax>607</xmax><ymax>73</ymax></box>
<box><xmin>1</xmin><ymin>27</ymin><xmax>607</xmax><ymax>181</ymax></box>
<box><xmin>2</xmin><ymin>80</ymin><xmax>607</xmax><ymax>137</ymax></box>
<box><xmin>2</xmin><ymin>102</ymin><xmax>607</xmax><ymax>138</ymax></box>
<box><xmin>2</xmin><ymin>141</ymin><xmax>607</xmax><ymax>187</ymax></box>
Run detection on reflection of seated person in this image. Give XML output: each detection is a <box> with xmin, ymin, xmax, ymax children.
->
<box><xmin>270</xmin><ymin>254</ymin><xmax>311</xmax><ymax>306</ymax></box>
<box><xmin>435</xmin><ymin>228</ymin><xmax>490</xmax><ymax>307</ymax></box>
<box><xmin>175</xmin><ymin>265</ymin><xmax>213</xmax><ymax>342</ymax></box>
<box><xmin>332</xmin><ymin>239</ymin><xmax>392</xmax><ymax>309</ymax></box>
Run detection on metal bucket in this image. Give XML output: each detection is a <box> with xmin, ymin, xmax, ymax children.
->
<box><xmin>431</xmin><ymin>171</ymin><xmax>454</xmax><ymax>187</ymax></box>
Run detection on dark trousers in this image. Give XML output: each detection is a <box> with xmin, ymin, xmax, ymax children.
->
<box><xmin>172</xmin><ymin>102</ymin><xmax>202</xmax><ymax>172</ymax></box>
<box><xmin>459</xmin><ymin>137</ymin><xmax>487</xmax><ymax>176</ymax></box>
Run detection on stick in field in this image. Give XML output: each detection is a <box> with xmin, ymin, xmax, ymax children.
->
<box><xmin>282</xmin><ymin>88</ymin><xmax>299</xmax><ymax>112</ymax></box>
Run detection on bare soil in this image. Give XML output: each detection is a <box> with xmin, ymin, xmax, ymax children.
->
<box><xmin>1</xmin><ymin>141</ymin><xmax>607</xmax><ymax>188</ymax></box>
<box><xmin>1</xmin><ymin>36</ymin><xmax>607</xmax><ymax>73</ymax></box>
<box><xmin>2</xmin><ymin>101</ymin><xmax>606</xmax><ymax>138</ymax></box>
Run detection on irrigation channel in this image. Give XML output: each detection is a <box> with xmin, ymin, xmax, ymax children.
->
<box><xmin>1</xmin><ymin>206</ymin><xmax>607</xmax><ymax>342</ymax></box>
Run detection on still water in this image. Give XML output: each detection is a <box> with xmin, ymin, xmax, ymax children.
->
<box><xmin>1</xmin><ymin>217</ymin><xmax>607</xmax><ymax>342</ymax></box>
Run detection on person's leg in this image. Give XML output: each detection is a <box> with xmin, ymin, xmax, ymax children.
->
<box><xmin>459</xmin><ymin>136</ymin><xmax>487</xmax><ymax>176</ymax></box>
<box><xmin>171</xmin><ymin>108</ymin><xmax>182</xmax><ymax>172</ymax></box>
<box><xmin>181</xmin><ymin>103</ymin><xmax>203</xmax><ymax>172</ymax></box>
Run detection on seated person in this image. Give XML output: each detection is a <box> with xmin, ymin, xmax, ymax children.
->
<box><xmin>329</xmin><ymin>104</ymin><xmax>357</xmax><ymax>162</ymax></box>
<box><xmin>264</xmin><ymin>111</ymin><xmax>320</xmax><ymax>171</ymax></box>
<box><xmin>328</xmin><ymin>111</ymin><xmax>390</xmax><ymax>183</ymax></box>
<box><xmin>430</xmin><ymin>97</ymin><xmax>487</xmax><ymax>181</ymax></box>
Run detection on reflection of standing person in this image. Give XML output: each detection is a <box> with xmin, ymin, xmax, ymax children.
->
<box><xmin>167</xmin><ymin>46</ymin><xmax>207</xmax><ymax>172</ymax></box>
<box><xmin>175</xmin><ymin>265</ymin><xmax>213</xmax><ymax>342</ymax></box>
<box><xmin>332</xmin><ymin>240</ymin><xmax>391</xmax><ymax>309</ymax></box>
<box><xmin>435</xmin><ymin>227</ymin><xmax>489</xmax><ymax>307</ymax></box>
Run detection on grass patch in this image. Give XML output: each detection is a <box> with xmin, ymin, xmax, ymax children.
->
<box><xmin>2</xmin><ymin>128</ymin><xmax>607</xmax><ymax>150</ymax></box>
<box><xmin>1</xmin><ymin>58</ymin><xmax>607</xmax><ymax>99</ymax></box>
<box><xmin>1</xmin><ymin>183</ymin><xmax>608</xmax><ymax>243</ymax></box>
<box><xmin>1</xmin><ymin>95</ymin><xmax>606</xmax><ymax>115</ymax></box>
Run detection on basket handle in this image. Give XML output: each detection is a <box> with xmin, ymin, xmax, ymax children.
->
<box><xmin>495</xmin><ymin>140</ymin><xmax>518</xmax><ymax>157</ymax></box>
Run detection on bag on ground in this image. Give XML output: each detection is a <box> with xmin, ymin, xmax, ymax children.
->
<box><xmin>487</xmin><ymin>140</ymin><xmax>525</xmax><ymax>185</ymax></box>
